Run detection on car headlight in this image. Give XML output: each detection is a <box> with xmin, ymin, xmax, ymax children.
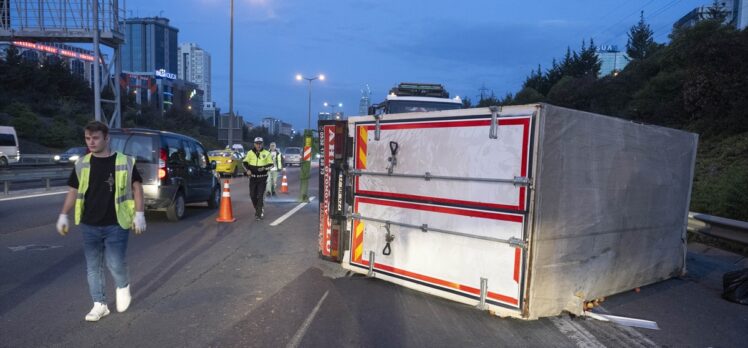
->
<box><xmin>69</xmin><ymin>155</ymin><xmax>79</xmax><ymax>161</ymax></box>
<box><xmin>54</xmin><ymin>155</ymin><xmax>60</xmax><ymax>161</ymax></box>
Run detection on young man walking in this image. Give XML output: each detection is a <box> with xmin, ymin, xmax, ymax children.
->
<box><xmin>243</xmin><ymin>137</ymin><xmax>273</xmax><ymax>220</ymax></box>
<box><xmin>265</xmin><ymin>142</ymin><xmax>283</xmax><ymax>197</ymax></box>
<box><xmin>56</xmin><ymin>121</ymin><xmax>146</xmax><ymax>322</ymax></box>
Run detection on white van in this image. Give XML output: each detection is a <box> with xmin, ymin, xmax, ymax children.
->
<box><xmin>0</xmin><ymin>126</ymin><xmax>20</xmax><ymax>166</ymax></box>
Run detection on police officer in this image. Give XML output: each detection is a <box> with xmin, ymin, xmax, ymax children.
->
<box><xmin>243</xmin><ymin>137</ymin><xmax>273</xmax><ymax>220</ymax></box>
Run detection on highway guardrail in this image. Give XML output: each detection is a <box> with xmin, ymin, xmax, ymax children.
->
<box><xmin>0</xmin><ymin>166</ymin><xmax>71</xmax><ymax>194</ymax></box>
<box><xmin>688</xmin><ymin>212</ymin><xmax>748</xmax><ymax>246</ymax></box>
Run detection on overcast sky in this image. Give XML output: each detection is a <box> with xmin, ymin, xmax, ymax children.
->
<box><xmin>122</xmin><ymin>0</ymin><xmax>707</xmax><ymax>129</ymax></box>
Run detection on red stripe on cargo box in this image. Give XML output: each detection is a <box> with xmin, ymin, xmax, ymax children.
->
<box><xmin>356</xmin><ymin>196</ymin><xmax>523</xmax><ymax>222</ymax></box>
<box><xmin>356</xmin><ymin>190</ymin><xmax>525</xmax><ymax>212</ymax></box>
<box><xmin>362</xmin><ymin>259</ymin><xmax>519</xmax><ymax>306</ymax></box>
<box><xmin>357</xmin><ymin>117</ymin><xmax>531</xmax><ymax>211</ymax></box>
<box><xmin>514</xmin><ymin>248</ymin><xmax>521</xmax><ymax>283</ymax></box>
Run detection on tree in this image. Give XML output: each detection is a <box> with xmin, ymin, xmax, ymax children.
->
<box><xmin>705</xmin><ymin>0</ymin><xmax>728</xmax><ymax>23</ymax></box>
<box><xmin>461</xmin><ymin>96</ymin><xmax>473</xmax><ymax>109</ymax></box>
<box><xmin>626</xmin><ymin>11</ymin><xmax>656</xmax><ymax>60</ymax></box>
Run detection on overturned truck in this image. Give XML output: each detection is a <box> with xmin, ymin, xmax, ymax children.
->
<box><xmin>318</xmin><ymin>103</ymin><xmax>698</xmax><ymax>319</ymax></box>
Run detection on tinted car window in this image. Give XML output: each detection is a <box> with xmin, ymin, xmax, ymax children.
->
<box><xmin>194</xmin><ymin>143</ymin><xmax>208</xmax><ymax>169</ymax></box>
<box><xmin>0</xmin><ymin>133</ymin><xmax>17</xmax><ymax>146</ymax></box>
<box><xmin>183</xmin><ymin>140</ymin><xmax>196</xmax><ymax>165</ymax></box>
<box><xmin>64</xmin><ymin>147</ymin><xmax>87</xmax><ymax>155</ymax></box>
<box><xmin>285</xmin><ymin>148</ymin><xmax>301</xmax><ymax>155</ymax></box>
<box><xmin>164</xmin><ymin>136</ymin><xmax>185</xmax><ymax>165</ymax></box>
<box><xmin>110</xmin><ymin>134</ymin><xmax>155</xmax><ymax>163</ymax></box>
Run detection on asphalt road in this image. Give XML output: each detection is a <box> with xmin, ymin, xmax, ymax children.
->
<box><xmin>1</xmin><ymin>166</ymin><xmax>746</xmax><ymax>347</ymax></box>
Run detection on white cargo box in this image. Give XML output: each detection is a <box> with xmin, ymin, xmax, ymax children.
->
<box><xmin>341</xmin><ymin>104</ymin><xmax>698</xmax><ymax>319</ymax></box>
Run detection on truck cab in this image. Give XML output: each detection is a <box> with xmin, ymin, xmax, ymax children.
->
<box><xmin>368</xmin><ymin>82</ymin><xmax>463</xmax><ymax>115</ymax></box>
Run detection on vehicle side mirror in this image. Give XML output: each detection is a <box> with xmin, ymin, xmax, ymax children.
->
<box><xmin>210</xmin><ymin>160</ymin><xmax>217</xmax><ymax>169</ymax></box>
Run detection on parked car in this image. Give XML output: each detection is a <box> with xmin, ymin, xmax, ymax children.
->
<box><xmin>208</xmin><ymin>150</ymin><xmax>243</xmax><ymax>177</ymax></box>
<box><xmin>108</xmin><ymin>128</ymin><xmax>221</xmax><ymax>221</ymax></box>
<box><xmin>0</xmin><ymin>126</ymin><xmax>20</xmax><ymax>167</ymax></box>
<box><xmin>54</xmin><ymin>146</ymin><xmax>88</xmax><ymax>165</ymax></box>
<box><xmin>283</xmin><ymin>147</ymin><xmax>302</xmax><ymax>166</ymax></box>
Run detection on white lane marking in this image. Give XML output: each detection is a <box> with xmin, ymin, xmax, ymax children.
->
<box><xmin>550</xmin><ymin>315</ymin><xmax>606</xmax><ymax>348</ymax></box>
<box><xmin>286</xmin><ymin>290</ymin><xmax>329</xmax><ymax>348</ymax></box>
<box><xmin>8</xmin><ymin>244</ymin><xmax>63</xmax><ymax>252</ymax></box>
<box><xmin>0</xmin><ymin>191</ymin><xmax>67</xmax><ymax>202</ymax></box>
<box><xmin>270</xmin><ymin>196</ymin><xmax>316</xmax><ymax>226</ymax></box>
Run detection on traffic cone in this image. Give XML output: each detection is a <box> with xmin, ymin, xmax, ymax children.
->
<box><xmin>280</xmin><ymin>173</ymin><xmax>289</xmax><ymax>194</ymax></box>
<box><xmin>216</xmin><ymin>180</ymin><xmax>236</xmax><ymax>222</ymax></box>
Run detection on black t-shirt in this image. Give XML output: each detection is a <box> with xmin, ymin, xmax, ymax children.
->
<box><xmin>67</xmin><ymin>154</ymin><xmax>142</xmax><ymax>226</ymax></box>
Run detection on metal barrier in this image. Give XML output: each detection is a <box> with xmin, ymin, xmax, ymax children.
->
<box><xmin>17</xmin><ymin>154</ymin><xmax>56</xmax><ymax>164</ymax></box>
<box><xmin>688</xmin><ymin>212</ymin><xmax>748</xmax><ymax>246</ymax></box>
<box><xmin>0</xmin><ymin>166</ymin><xmax>71</xmax><ymax>194</ymax></box>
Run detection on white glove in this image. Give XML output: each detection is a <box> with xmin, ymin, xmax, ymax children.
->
<box><xmin>56</xmin><ymin>214</ymin><xmax>69</xmax><ymax>236</ymax></box>
<box><xmin>133</xmin><ymin>211</ymin><xmax>146</xmax><ymax>234</ymax></box>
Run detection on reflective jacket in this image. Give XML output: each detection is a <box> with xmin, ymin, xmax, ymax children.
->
<box><xmin>269</xmin><ymin>150</ymin><xmax>283</xmax><ymax>171</ymax></box>
<box><xmin>74</xmin><ymin>152</ymin><xmax>135</xmax><ymax>229</ymax></box>
<box><xmin>243</xmin><ymin>148</ymin><xmax>273</xmax><ymax>177</ymax></box>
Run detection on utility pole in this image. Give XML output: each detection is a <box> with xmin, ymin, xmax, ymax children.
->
<box><xmin>228</xmin><ymin>0</ymin><xmax>234</xmax><ymax>146</ymax></box>
<box><xmin>93</xmin><ymin>0</ymin><xmax>102</xmax><ymax>122</ymax></box>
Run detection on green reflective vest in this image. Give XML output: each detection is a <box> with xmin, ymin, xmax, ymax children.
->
<box><xmin>74</xmin><ymin>152</ymin><xmax>136</xmax><ymax>230</ymax></box>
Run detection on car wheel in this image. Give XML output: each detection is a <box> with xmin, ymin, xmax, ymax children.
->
<box><xmin>166</xmin><ymin>191</ymin><xmax>186</xmax><ymax>221</ymax></box>
<box><xmin>207</xmin><ymin>185</ymin><xmax>220</xmax><ymax>209</ymax></box>
<box><xmin>0</xmin><ymin>157</ymin><xmax>7</xmax><ymax>167</ymax></box>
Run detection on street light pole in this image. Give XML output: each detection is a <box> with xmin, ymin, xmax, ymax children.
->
<box><xmin>228</xmin><ymin>0</ymin><xmax>234</xmax><ymax>146</ymax></box>
<box><xmin>295</xmin><ymin>74</ymin><xmax>325</xmax><ymax>130</ymax></box>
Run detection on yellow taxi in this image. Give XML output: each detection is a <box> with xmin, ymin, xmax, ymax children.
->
<box><xmin>208</xmin><ymin>150</ymin><xmax>243</xmax><ymax>177</ymax></box>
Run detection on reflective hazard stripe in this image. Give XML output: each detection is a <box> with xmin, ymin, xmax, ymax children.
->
<box><xmin>303</xmin><ymin>146</ymin><xmax>311</xmax><ymax>161</ymax></box>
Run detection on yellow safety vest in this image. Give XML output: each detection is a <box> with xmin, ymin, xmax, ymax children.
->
<box><xmin>74</xmin><ymin>152</ymin><xmax>136</xmax><ymax>230</ymax></box>
<box><xmin>244</xmin><ymin>149</ymin><xmax>273</xmax><ymax>167</ymax></box>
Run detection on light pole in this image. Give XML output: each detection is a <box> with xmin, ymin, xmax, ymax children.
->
<box><xmin>228</xmin><ymin>0</ymin><xmax>234</xmax><ymax>146</ymax></box>
<box><xmin>323</xmin><ymin>101</ymin><xmax>343</xmax><ymax>119</ymax></box>
<box><xmin>295</xmin><ymin>74</ymin><xmax>325</xmax><ymax>130</ymax></box>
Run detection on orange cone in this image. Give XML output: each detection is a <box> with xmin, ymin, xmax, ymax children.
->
<box><xmin>216</xmin><ymin>180</ymin><xmax>236</xmax><ymax>222</ymax></box>
<box><xmin>280</xmin><ymin>173</ymin><xmax>289</xmax><ymax>194</ymax></box>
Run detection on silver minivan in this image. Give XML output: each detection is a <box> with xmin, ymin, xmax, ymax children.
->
<box><xmin>0</xmin><ymin>126</ymin><xmax>20</xmax><ymax>167</ymax></box>
<box><xmin>109</xmin><ymin>128</ymin><xmax>221</xmax><ymax>221</ymax></box>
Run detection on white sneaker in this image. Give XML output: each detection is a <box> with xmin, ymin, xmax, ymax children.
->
<box><xmin>116</xmin><ymin>284</ymin><xmax>131</xmax><ymax>312</ymax></box>
<box><xmin>85</xmin><ymin>302</ymin><xmax>110</xmax><ymax>322</ymax></box>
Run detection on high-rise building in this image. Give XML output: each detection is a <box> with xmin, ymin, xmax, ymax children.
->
<box><xmin>596</xmin><ymin>45</ymin><xmax>629</xmax><ymax>76</ymax></box>
<box><xmin>260</xmin><ymin>117</ymin><xmax>293</xmax><ymax>136</ymax></box>
<box><xmin>122</xmin><ymin>17</ymin><xmax>179</xmax><ymax>75</ymax></box>
<box><xmin>177</xmin><ymin>43</ymin><xmax>212</xmax><ymax>102</ymax></box>
<box><xmin>279</xmin><ymin>122</ymin><xmax>293</xmax><ymax>136</ymax></box>
<box><xmin>674</xmin><ymin>1</ymin><xmax>746</xmax><ymax>30</ymax></box>
<box><xmin>359</xmin><ymin>84</ymin><xmax>371</xmax><ymax>116</ymax></box>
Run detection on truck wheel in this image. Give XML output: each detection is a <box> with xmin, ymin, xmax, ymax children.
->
<box><xmin>207</xmin><ymin>185</ymin><xmax>220</xmax><ymax>209</ymax></box>
<box><xmin>0</xmin><ymin>157</ymin><xmax>7</xmax><ymax>167</ymax></box>
<box><xmin>166</xmin><ymin>191</ymin><xmax>186</xmax><ymax>221</ymax></box>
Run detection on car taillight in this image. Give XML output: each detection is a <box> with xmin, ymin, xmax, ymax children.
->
<box><xmin>159</xmin><ymin>148</ymin><xmax>167</xmax><ymax>180</ymax></box>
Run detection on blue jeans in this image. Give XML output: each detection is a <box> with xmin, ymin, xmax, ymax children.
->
<box><xmin>81</xmin><ymin>224</ymin><xmax>130</xmax><ymax>303</ymax></box>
